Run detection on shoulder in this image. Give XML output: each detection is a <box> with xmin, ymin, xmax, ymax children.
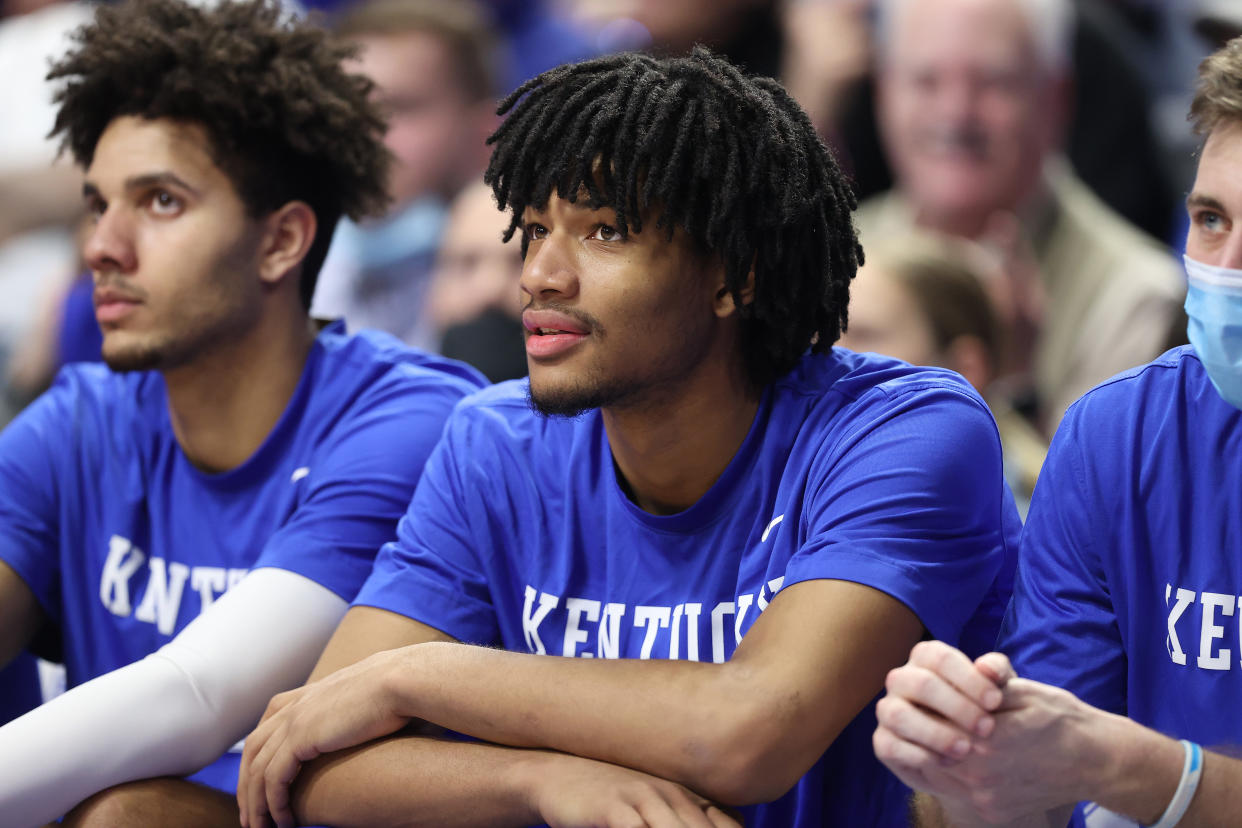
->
<box><xmin>315</xmin><ymin>325</ymin><xmax>487</xmax><ymax>400</ymax></box>
<box><xmin>782</xmin><ymin>348</ymin><xmax>992</xmax><ymax>422</ymax></box>
<box><xmin>1061</xmin><ymin>346</ymin><xmax>1206</xmax><ymax>428</ymax></box>
<box><xmin>41</xmin><ymin>363</ymin><xmax>163</xmax><ymax>422</ymax></box>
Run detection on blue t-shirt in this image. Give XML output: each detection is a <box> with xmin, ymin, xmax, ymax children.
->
<box><xmin>356</xmin><ymin>348</ymin><xmax>1019</xmax><ymax>828</ymax></box>
<box><xmin>0</xmin><ymin>322</ymin><xmax>484</xmax><ymax>792</ymax></box>
<box><xmin>999</xmin><ymin>346</ymin><xmax>1242</xmax><ymax>827</ymax></box>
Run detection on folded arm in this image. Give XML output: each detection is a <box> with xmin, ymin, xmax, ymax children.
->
<box><xmin>0</xmin><ymin>567</ymin><xmax>345</xmax><ymax>827</ymax></box>
<box><xmin>242</xmin><ymin>576</ymin><xmax>925</xmax><ymax>824</ymax></box>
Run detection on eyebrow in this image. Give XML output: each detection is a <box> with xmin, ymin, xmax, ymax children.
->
<box><xmin>1186</xmin><ymin>193</ymin><xmax>1227</xmax><ymax>214</ymax></box>
<box><xmin>82</xmin><ymin>171</ymin><xmax>201</xmax><ymax>201</ymax></box>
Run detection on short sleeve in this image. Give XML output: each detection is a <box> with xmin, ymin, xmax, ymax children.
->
<box><xmin>788</xmin><ymin>385</ymin><xmax>1012</xmax><ymax>647</ymax></box>
<box><xmin>253</xmin><ymin>376</ymin><xmax>470</xmax><ymax>602</ymax></box>
<box><xmin>997</xmin><ymin>405</ymin><xmax>1127</xmax><ymax>715</ymax></box>
<box><xmin>352</xmin><ymin>406</ymin><xmax>498</xmax><ymax>645</ymax></box>
<box><xmin>0</xmin><ymin>376</ymin><xmax>74</xmax><ymax>617</ymax></box>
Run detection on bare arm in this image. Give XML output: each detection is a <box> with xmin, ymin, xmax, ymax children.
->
<box><xmin>0</xmin><ymin>560</ymin><xmax>46</xmax><ymax>669</ymax></box>
<box><xmin>242</xmin><ymin>578</ymin><xmax>925</xmax><ymax>820</ymax></box>
<box><xmin>254</xmin><ymin>607</ymin><xmax>741</xmax><ymax>828</ymax></box>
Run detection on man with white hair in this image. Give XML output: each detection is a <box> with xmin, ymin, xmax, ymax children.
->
<box><xmin>857</xmin><ymin>0</ymin><xmax>1184</xmax><ymax>432</ymax></box>
<box><xmin>873</xmin><ymin>34</ymin><xmax>1242</xmax><ymax>828</ymax></box>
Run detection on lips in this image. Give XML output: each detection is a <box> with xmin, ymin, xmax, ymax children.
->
<box><xmin>522</xmin><ymin>308</ymin><xmax>589</xmax><ymax>359</ymax></box>
<box><xmin>94</xmin><ymin>287</ymin><xmax>143</xmax><ymax>324</ymax></box>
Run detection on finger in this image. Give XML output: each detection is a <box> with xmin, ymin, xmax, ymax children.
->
<box><xmin>262</xmin><ymin>742</ymin><xmax>307</xmax><ymax>828</ymax></box>
<box><xmin>873</xmin><ymin>724</ymin><xmax>974</xmax><ymax>799</ymax></box>
<box><xmin>245</xmin><ymin>724</ymin><xmax>287</xmax><ymax>828</ymax></box>
<box><xmin>906</xmin><ymin>641</ymin><xmax>1004</xmax><ymax>711</ymax></box>
<box><xmin>974</xmin><ymin>652</ymin><xmax>1016</xmax><ymax>687</ymax></box>
<box><xmin>885</xmin><ymin>663</ymin><xmax>996</xmax><ymax>738</ymax></box>
<box><xmin>876</xmin><ymin>694</ymin><xmax>976</xmax><ymax>759</ymax></box>
<box><xmin>635</xmin><ymin>788</ymin><xmax>691</xmax><ymax>828</ymax></box>
<box><xmin>705</xmin><ymin>805</ymin><xmax>743</xmax><ymax>828</ymax></box>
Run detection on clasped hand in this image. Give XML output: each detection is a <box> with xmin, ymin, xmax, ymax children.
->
<box><xmin>872</xmin><ymin>641</ymin><xmax>1099</xmax><ymax>826</ymax></box>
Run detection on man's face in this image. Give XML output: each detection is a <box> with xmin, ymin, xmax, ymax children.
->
<box><xmin>352</xmin><ymin>31</ymin><xmax>490</xmax><ymax>208</ymax></box>
<box><xmin>428</xmin><ymin>182</ymin><xmax>523</xmax><ymax>331</ymax></box>
<box><xmin>518</xmin><ymin>193</ymin><xmax>724</xmax><ymax>416</ymax></box>
<box><xmin>1186</xmin><ymin>121</ymin><xmax>1242</xmax><ymax>268</ymax></box>
<box><xmin>877</xmin><ymin>0</ymin><xmax>1059</xmax><ymax>230</ymax></box>
<box><xmin>83</xmin><ymin>116</ymin><xmax>265</xmax><ymax>373</ymax></box>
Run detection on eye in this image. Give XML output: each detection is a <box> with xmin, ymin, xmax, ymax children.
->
<box><xmin>523</xmin><ymin>222</ymin><xmax>548</xmax><ymax>243</ymax></box>
<box><xmin>590</xmin><ymin>224</ymin><xmax>623</xmax><ymax>242</ymax></box>
<box><xmin>85</xmin><ymin>196</ymin><xmax>106</xmax><ymax>222</ymax></box>
<box><xmin>148</xmin><ymin>190</ymin><xmax>183</xmax><ymax>217</ymax></box>
<box><xmin>1193</xmin><ymin>209</ymin><xmax>1228</xmax><ymax>234</ymax></box>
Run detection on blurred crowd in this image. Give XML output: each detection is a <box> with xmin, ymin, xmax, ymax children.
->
<box><xmin>2</xmin><ymin>0</ymin><xmax>1237</xmax><ymax>508</ymax></box>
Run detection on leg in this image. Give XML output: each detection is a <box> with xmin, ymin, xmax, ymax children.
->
<box><xmin>61</xmin><ymin>777</ymin><xmax>239</xmax><ymax>827</ymax></box>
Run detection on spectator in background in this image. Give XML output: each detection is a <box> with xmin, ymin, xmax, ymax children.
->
<box><xmin>310</xmin><ymin>0</ymin><xmax>499</xmax><ymax>350</ymax></box>
<box><xmin>0</xmin><ymin>0</ymin><xmax>94</xmax><ymax>418</ymax></box>
<box><xmin>838</xmin><ymin>235</ymin><xmax>1046</xmax><ymax>514</ymax></box>
<box><xmin>855</xmin><ymin>0</ymin><xmax>1184</xmax><ymax>435</ymax></box>
<box><xmin>428</xmin><ymin>181</ymin><xmax>526</xmax><ymax>382</ymax></box>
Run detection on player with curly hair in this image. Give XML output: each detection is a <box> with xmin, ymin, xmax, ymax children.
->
<box><xmin>237</xmin><ymin>48</ymin><xmax>1019</xmax><ymax>828</ymax></box>
<box><xmin>0</xmin><ymin>0</ymin><xmax>485</xmax><ymax>824</ymax></box>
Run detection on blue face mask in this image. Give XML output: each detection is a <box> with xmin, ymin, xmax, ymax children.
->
<box><xmin>1184</xmin><ymin>254</ymin><xmax>1242</xmax><ymax>410</ymax></box>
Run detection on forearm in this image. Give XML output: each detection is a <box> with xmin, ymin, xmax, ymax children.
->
<box><xmin>0</xmin><ymin>568</ymin><xmax>344</xmax><ymax>826</ymax></box>
<box><xmin>0</xmin><ymin>653</ymin><xmax>239</xmax><ymax>827</ymax></box>
<box><xmin>384</xmin><ymin>642</ymin><xmax>764</xmax><ymax>801</ymax></box>
<box><xmin>1087</xmin><ymin>713</ymin><xmax>1242</xmax><ymax>828</ymax></box>
<box><xmin>291</xmin><ymin>735</ymin><xmax>543</xmax><ymax>828</ymax></box>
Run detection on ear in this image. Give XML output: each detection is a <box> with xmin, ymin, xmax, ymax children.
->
<box><xmin>714</xmin><ymin>262</ymin><xmax>756</xmax><ymax>318</ymax></box>
<box><xmin>257</xmin><ymin>201</ymin><xmax>317</xmax><ymax>288</ymax></box>
<box><xmin>942</xmin><ymin>334</ymin><xmax>994</xmax><ymax>393</ymax></box>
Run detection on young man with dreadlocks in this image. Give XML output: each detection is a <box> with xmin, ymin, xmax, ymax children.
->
<box><xmin>239</xmin><ymin>48</ymin><xmax>1019</xmax><ymax>828</ymax></box>
<box><xmin>0</xmin><ymin>0</ymin><xmax>485</xmax><ymax>824</ymax></box>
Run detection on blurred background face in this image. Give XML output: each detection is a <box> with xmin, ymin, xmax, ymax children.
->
<box><xmin>878</xmin><ymin>0</ymin><xmax>1061</xmax><ymax>231</ymax></box>
<box><xmin>837</xmin><ymin>263</ymin><xmax>939</xmax><ymax>366</ymax></box>
<box><xmin>350</xmin><ymin>30</ymin><xmax>491</xmax><ymax>208</ymax></box>
<box><xmin>428</xmin><ymin>181</ymin><xmax>523</xmax><ymax>331</ymax></box>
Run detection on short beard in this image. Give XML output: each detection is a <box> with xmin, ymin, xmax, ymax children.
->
<box><xmin>526</xmin><ymin>372</ymin><xmax>660</xmax><ymax>418</ymax></box>
<box><xmin>102</xmin><ymin>339</ymin><xmax>178</xmax><ymax>373</ymax></box>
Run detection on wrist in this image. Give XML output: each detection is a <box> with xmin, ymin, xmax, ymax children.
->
<box><xmin>379</xmin><ymin>643</ymin><xmax>428</xmax><ymax>721</ymax></box>
<box><xmin>1083</xmin><ymin>713</ymin><xmax>1184</xmax><ymax>825</ymax></box>
<box><xmin>505</xmin><ymin>749</ymin><xmax>568</xmax><ymax>823</ymax></box>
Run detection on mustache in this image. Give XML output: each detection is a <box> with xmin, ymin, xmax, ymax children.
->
<box><xmin>915</xmin><ymin>126</ymin><xmax>990</xmax><ymax>155</ymax></box>
<box><xmin>522</xmin><ymin>300</ymin><xmax>603</xmax><ymax>335</ymax></box>
<box><xmin>93</xmin><ymin>279</ymin><xmax>147</xmax><ymax>304</ymax></box>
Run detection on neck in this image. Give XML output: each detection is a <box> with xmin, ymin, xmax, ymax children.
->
<box><xmin>163</xmin><ymin>303</ymin><xmax>316</xmax><ymax>474</ymax></box>
<box><xmin>602</xmin><ymin>347</ymin><xmax>760</xmax><ymax>516</ymax></box>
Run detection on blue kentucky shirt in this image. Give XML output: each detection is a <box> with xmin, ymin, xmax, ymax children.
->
<box><xmin>1001</xmin><ymin>346</ymin><xmax>1242</xmax><ymax>827</ymax></box>
<box><xmin>356</xmin><ymin>348</ymin><xmax>1020</xmax><ymax>827</ymax></box>
<box><xmin>0</xmin><ymin>321</ymin><xmax>484</xmax><ymax>792</ymax></box>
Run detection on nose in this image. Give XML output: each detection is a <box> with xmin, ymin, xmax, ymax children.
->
<box><xmin>519</xmin><ymin>233</ymin><xmax>579</xmax><ymax>303</ymax></box>
<box><xmin>83</xmin><ymin>207</ymin><xmax>137</xmax><ymax>275</ymax></box>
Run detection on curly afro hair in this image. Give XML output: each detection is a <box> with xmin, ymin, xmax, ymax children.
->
<box><xmin>48</xmin><ymin>0</ymin><xmax>392</xmax><ymax>309</ymax></box>
<box><xmin>485</xmin><ymin>48</ymin><xmax>862</xmax><ymax>390</ymax></box>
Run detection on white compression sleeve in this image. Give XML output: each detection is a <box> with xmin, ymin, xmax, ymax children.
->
<box><xmin>0</xmin><ymin>566</ymin><xmax>347</xmax><ymax>827</ymax></box>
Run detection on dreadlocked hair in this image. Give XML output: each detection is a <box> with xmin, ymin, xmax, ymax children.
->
<box><xmin>484</xmin><ymin>47</ymin><xmax>862</xmax><ymax>389</ymax></box>
<box><xmin>48</xmin><ymin>0</ymin><xmax>392</xmax><ymax>309</ymax></box>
